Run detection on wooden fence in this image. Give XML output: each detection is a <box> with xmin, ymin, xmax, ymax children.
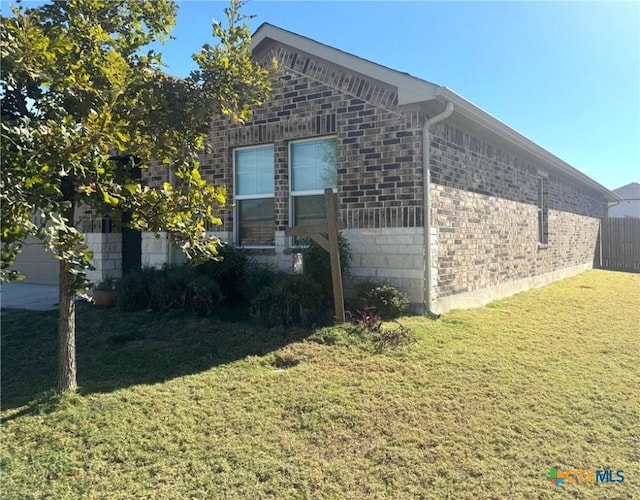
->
<box><xmin>599</xmin><ymin>217</ymin><xmax>640</xmax><ymax>273</ymax></box>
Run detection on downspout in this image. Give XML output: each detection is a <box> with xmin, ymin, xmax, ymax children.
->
<box><xmin>606</xmin><ymin>200</ymin><xmax>622</xmax><ymax>215</ymax></box>
<box><xmin>423</xmin><ymin>101</ymin><xmax>454</xmax><ymax>318</ymax></box>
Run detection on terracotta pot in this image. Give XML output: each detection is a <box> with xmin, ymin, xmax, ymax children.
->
<box><xmin>93</xmin><ymin>290</ymin><xmax>117</xmax><ymax>307</ymax></box>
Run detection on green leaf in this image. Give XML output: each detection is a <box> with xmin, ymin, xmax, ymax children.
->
<box><xmin>102</xmin><ymin>192</ymin><xmax>120</xmax><ymax>206</ymax></box>
<box><xmin>115</xmin><ymin>131</ymin><xmax>130</xmax><ymax>143</ymax></box>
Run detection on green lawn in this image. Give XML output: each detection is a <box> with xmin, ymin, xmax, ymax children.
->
<box><xmin>2</xmin><ymin>270</ymin><xmax>639</xmax><ymax>499</ymax></box>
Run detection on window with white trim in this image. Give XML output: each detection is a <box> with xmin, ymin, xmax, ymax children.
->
<box><xmin>234</xmin><ymin>145</ymin><xmax>275</xmax><ymax>247</ymax></box>
<box><xmin>537</xmin><ymin>176</ymin><xmax>548</xmax><ymax>245</ymax></box>
<box><xmin>290</xmin><ymin>137</ymin><xmax>337</xmax><ymax>231</ymax></box>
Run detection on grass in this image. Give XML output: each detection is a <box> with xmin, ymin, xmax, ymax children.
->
<box><xmin>1</xmin><ymin>269</ymin><xmax>639</xmax><ymax>499</ymax></box>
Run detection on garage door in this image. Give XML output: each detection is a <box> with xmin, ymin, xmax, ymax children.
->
<box><xmin>12</xmin><ymin>238</ymin><xmax>59</xmax><ymax>285</ymax></box>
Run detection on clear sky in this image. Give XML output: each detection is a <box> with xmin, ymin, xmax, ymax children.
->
<box><xmin>6</xmin><ymin>1</ymin><xmax>639</xmax><ymax>191</ymax></box>
<box><xmin>160</xmin><ymin>0</ymin><xmax>640</xmax><ymax>192</ymax></box>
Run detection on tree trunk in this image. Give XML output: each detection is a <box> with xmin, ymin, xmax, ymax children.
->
<box><xmin>57</xmin><ymin>185</ymin><xmax>77</xmax><ymax>393</ymax></box>
<box><xmin>57</xmin><ymin>258</ymin><xmax>77</xmax><ymax>392</ymax></box>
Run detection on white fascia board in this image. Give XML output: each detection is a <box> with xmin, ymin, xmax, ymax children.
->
<box><xmin>435</xmin><ymin>88</ymin><xmax>620</xmax><ymax>202</ymax></box>
<box><xmin>252</xmin><ymin>24</ymin><xmax>438</xmax><ymax>105</ymax></box>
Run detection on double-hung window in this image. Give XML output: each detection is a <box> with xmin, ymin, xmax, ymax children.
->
<box><xmin>290</xmin><ymin>137</ymin><xmax>337</xmax><ymax>230</ymax></box>
<box><xmin>234</xmin><ymin>145</ymin><xmax>275</xmax><ymax>247</ymax></box>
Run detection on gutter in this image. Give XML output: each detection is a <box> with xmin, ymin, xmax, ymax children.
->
<box><xmin>422</xmin><ymin>101</ymin><xmax>454</xmax><ymax>318</ymax></box>
<box><xmin>433</xmin><ymin>87</ymin><xmax>620</xmax><ymax>203</ymax></box>
<box><xmin>606</xmin><ymin>200</ymin><xmax>622</xmax><ymax>215</ymax></box>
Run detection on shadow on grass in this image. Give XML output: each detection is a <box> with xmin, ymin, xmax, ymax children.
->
<box><xmin>1</xmin><ymin>303</ymin><xmax>311</xmax><ymax>413</ymax></box>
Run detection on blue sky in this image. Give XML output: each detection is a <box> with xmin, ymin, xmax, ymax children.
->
<box><xmin>161</xmin><ymin>0</ymin><xmax>639</xmax><ymax>192</ymax></box>
<box><xmin>6</xmin><ymin>1</ymin><xmax>639</xmax><ymax>191</ymax></box>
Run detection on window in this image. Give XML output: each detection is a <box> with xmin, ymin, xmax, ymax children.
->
<box><xmin>234</xmin><ymin>145</ymin><xmax>274</xmax><ymax>246</ymax></box>
<box><xmin>290</xmin><ymin>137</ymin><xmax>337</xmax><ymax>230</ymax></box>
<box><xmin>537</xmin><ymin>176</ymin><xmax>548</xmax><ymax>245</ymax></box>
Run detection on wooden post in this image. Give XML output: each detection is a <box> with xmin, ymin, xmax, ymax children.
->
<box><xmin>284</xmin><ymin>188</ymin><xmax>345</xmax><ymax>323</ymax></box>
<box><xmin>324</xmin><ymin>188</ymin><xmax>345</xmax><ymax>322</ymax></box>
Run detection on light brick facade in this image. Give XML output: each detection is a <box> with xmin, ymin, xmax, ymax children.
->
<box><xmin>85</xmin><ymin>232</ymin><xmax>122</xmax><ymax>284</ymax></box>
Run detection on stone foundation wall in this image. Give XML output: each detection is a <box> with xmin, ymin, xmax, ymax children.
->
<box><xmin>140</xmin><ymin>232</ymin><xmax>186</xmax><ymax>269</ymax></box>
<box><xmin>343</xmin><ymin>227</ymin><xmax>425</xmax><ymax>313</ymax></box>
<box><xmin>85</xmin><ymin>232</ymin><xmax>122</xmax><ymax>285</ymax></box>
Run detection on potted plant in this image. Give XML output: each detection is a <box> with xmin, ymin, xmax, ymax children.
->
<box><xmin>93</xmin><ymin>277</ymin><xmax>119</xmax><ymax>307</ymax></box>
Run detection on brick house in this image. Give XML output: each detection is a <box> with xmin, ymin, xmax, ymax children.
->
<box><xmin>609</xmin><ymin>182</ymin><xmax>640</xmax><ymax>218</ymax></box>
<box><xmin>80</xmin><ymin>23</ymin><xmax>617</xmax><ymax>313</ymax></box>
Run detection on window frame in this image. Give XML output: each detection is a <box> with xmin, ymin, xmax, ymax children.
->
<box><xmin>536</xmin><ymin>176</ymin><xmax>549</xmax><ymax>246</ymax></box>
<box><xmin>232</xmin><ymin>144</ymin><xmax>275</xmax><ymax>248</ymax></box>
<box><xmin>288</xmin><ymin>136</ymin><xmax>338</xmax><ymax>236</ymax></box>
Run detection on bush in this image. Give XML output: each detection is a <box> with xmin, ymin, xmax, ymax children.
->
<box><xmin>250</xmin><ymin>274</ymin><xmax>325</xmax><ymax>326</ymax></box>
<box><xmin>302</xmin><ymin>232</ymin><xmax>352</xmax><ymax>296</ymax></box>
<box><xmin>117</xmin><ymin>265</ymin><xmax>222</xmax><ymax>315</ymax></box>
<box><xmin>117</xmin><ymin>267</ymin><xmax>158</xmax><ymax>311</ymax></box>
<box><xmin>185</xmin><ymin>274</ymin><xmax>223</xmax><ymax>316</ymax></box>
<box><xmin>117</xmin><ymin>246</ymin><xmax>280</xmax><ymax>317</ymax></box>
<box><xmin>151</xmin><ymin>265</ymin><xmax>195</xmax><ymax>311</ymax></box>
<box><xmin>196</xmin><ymin>244</ymin><xmax>249</xmax><ymax>304</ymax></box>
<box><xmin>238</xmin><ymin>259</ymin><xmax>282</xmax><ymax>305</ymax></box>
<box><xmin>354</xmin><ymin>281</ymin><xmax>410</xmax><ymax>320</ymax></box>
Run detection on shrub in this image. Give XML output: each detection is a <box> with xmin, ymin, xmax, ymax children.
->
<box><xmin>354</xmin><ymin>281</ymin><xmax>410</xmax><ymax>320</ymax></box>
<box><xmin>151</xmin><ymin>265</ymin><xmax>194</xmax><ymax>311</ymax></box>
<box><xmin>117</xmin><ymin>246</ymin><xmax>276</xmax><ymax>316</ymax></box>
<box><xmin>94</xmin><ymin>277</ymin><xmax>119</xmax><ymax>291</ymax></box>
<box><xmin>117</xmin><ymin>265</ymin><xmax>222</xmax><ymax>315</ymax></box>
<box><xmin>346</xmin><ymin>307</ymin><xmax>382</xmax><ymax>333</ymax></box>
<box><xmin>196</xmin><ymin>244</ymin><xmax>248</xmax><ymax>304</ymax></box>
<box><xmin>250</xmin><ymin>274</ymin><xmax>324</xmax><ymax>326</ymax></box>
<box><xmin>238</xmin><ymin>259</ymin><xmax>282</xmax><ymax>305</ymax></box>
<box><xmin>302</xmin><ymin>232</ymin><xmax>352</xmax><ymax>296</ymax></box>
<box><xmin>117</xmin><ymin>267</ymin><xmax>158</xmax><ymax>311</ymax></box>
<box><xmin>185</xmin><ymin>274</ymin><xmax>223</xmax><ymax>316</ymax></box>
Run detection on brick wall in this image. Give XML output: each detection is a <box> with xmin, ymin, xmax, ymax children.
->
<box><xmin>203</xmin><ymin>42</ymin><xmax>426</xmax><ymax>235</ymax></box>
<box><xmin>202</xmin><ymin>41</ymin><xmax>428</xmax><ymax>307</ymax></box>
<box><xmin>429</xmin><ymin>121</ymin><xmax>604</xmax><ymax>308</ymax></box>
<box><xmin>142</xmin><ymin>161</ymin><xmax>169</xmax><ymax>189</ymax></box>
<box><xmin>142</xmin><ymin>39</ymin><xmax>607</xmax><ymax>314</ymax></box>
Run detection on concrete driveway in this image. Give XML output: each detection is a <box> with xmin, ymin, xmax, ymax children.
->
<box><xmin>1</xmin><ymin>283</ymin><xmax>59</xmax><ymax>311</ymax></box>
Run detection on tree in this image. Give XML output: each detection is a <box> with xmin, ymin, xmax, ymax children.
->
<box><xmin>0</xmin><ymin>0</ymin><xmax>275</xmax><ymax>391</ymax></box>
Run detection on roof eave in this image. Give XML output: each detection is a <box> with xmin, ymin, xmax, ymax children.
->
<box><xmin>433</xmin><ymin>88</ymin><xmax>620</xmax><ymax>202</ymax></box>
<box><xmin>251</xmin><ymin>23</ymin><xmax>439</xmax><ymax>105</ymax></box>
<box><xmin>251</xmin><ymin>23</ymin><xmax>619</xmax><ymax>203</ymax></box>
